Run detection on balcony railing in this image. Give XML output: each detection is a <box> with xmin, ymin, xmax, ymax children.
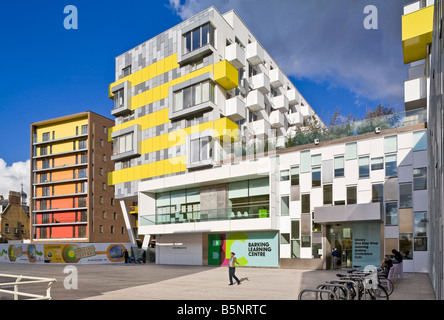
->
<box><xmin>139</xmin><ymin>205</ymin><xmax>270</xmax><ymax>226</ymax></box>
<box><xmin>219</xmin><ymin>108</ymin><xmax>427</xmax><ymax>163</ymax></box>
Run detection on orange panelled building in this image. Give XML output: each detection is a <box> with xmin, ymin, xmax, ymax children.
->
<box><xmin>30</xmin><ymin>112</ymin><xmax>132</xmax><ymax>243</ymax></box>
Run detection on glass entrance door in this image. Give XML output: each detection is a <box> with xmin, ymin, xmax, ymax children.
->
<box><xmin>327</xmin><ymin>224</ymin><xmax>353</xmax><ymax>269</ymax></box>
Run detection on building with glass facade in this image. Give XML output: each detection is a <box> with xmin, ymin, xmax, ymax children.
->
<box><xmin>108</xmin><ymin>5</ymin><xmax>433</xmax><ymax>273</ymax></box>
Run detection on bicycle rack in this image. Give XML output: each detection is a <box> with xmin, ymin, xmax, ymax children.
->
<box><xmin>316</xmin><ymin>283</ymin><xmax>352</xmax><ymax>300</ymax></box>
<box><xmin>298</xmin><ymin>288</ymin><xmax>339</xmax><ymax>300</ymax></box>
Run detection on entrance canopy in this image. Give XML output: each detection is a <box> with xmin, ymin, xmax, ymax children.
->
<box><xmin>314</xmin><ymin>203</ymin><xmax>382</xmax><ymax>224</ymax></box>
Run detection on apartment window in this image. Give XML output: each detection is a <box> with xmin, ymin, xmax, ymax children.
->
<box><xmin>291</xmin><ymin>220</ymin><xmax>300</xmax><ymax>259</ymax></box>
<box><xmin>99</xmin><ymin>196</ymin><xmax>104</xmax><ymax>205</ymax></box>
<box><xmin>100</xmin><ymin>168</ymin><xmax>104</xmax><ymax>176</ymax></box>
<box><xmin>372</xmin><ymin>183</ymin><xmax>383</xmax><ymax>203</ymax></box>
<box><xmin>358</xmin><ymin>156</ymin><xmax>370</xmax><ymax>178</ymax></box>
<box><xmin>385</xmin><ymin>154</ymin><xmax>397</xmax><ymax>177</ymax></box>
<box><xmin>122</xmin><ymin>65</ymin><xmax>131</xmax><ymax>77</ymax></box>
<box><xmin>413</xmin><ymin>130</ymin><xmax>427</xmax><ymax>151</ymax></box>
<box><xmin>281</xmin><ymin>196</ymin><xmax>289</xmax><ymax>216</ymax></box>
<box><xmin>40</xmin><ymin>173</ymin><xmax>48</xmax><ymax>183</ymax></box>
<box><xmin>113</xmin><ymin>132</ymin><xmax>134</xmax><ymax>155</ymax></box>
<box><xmin>371</xmin><ymin>157</ymin><xmax>384</xmax><ymax>171</ymax></box>
<box><xmin>346</xmin><ymin>186</ymin><xmax>357</xmax><ymax>204</ymax></box>
<box><xmin>79</xmin><ymin>140</ymin><xmax>87</xmax><ymax>149</ymax></box>
<box><xmin>111</xmin><ymin>226</ymin><xmax>115</xmax><ymax>234</ymax></box>
<box><xmin>78</xmin><ymin>168</ymin><xmax>87</xmax><ymax>179</ymax></box>
<box><xmin>42</xmin><ymin>159</ymin><xmax>50</xmax><ymax>169</ymax></box>
<box><xmin>102</xmin><ymin>183</ymin><xmax>106</xmax><ymax>191</ymax></box>
<box><xmin>114</xmin><ymin>212</ymin><xmax>118</xmax><ymax>220</ymax></box>
<box><xmin>102</xmin><ymin>211</ymin><xmax>106</xmax><ymax>219</ymax></box>
<box><xmin>312</xmin><ymin>166</ymin><xmax>321</xmax><ymax>187</ymax></box>
<box><xmin>40</xmin><ymin>146</ymin><xmax>47</xmax><ymax>156</ymax></box>
<box><xmin>81</xmin><ymin>125</ymin><xmax>88</xmax><ymax>135</ymax></box>
<box><xmin>385</xmin><ymin>202</ymin><xmax>398</xmax><ymax>225</ymax></box>
<box><xmin>183</xmin><ymin>23</ymin><xmax>214</xmax><ymax>54</ymax></box>
<box><xmin>78</xmin><ymin>197</ymin><xmax>87</xmax><ymax>208</ymax></box>
<box><xmin>334</xmin><ymin>156</ymin><xmax>344</xmax><ymax>177</ymax></box>
<box><xmin>290</xmin><ymin>166</ymin><xmax>299</xmax><ymax>186</ymax></box>
<box><xmin>100</xmin><ymin>139</ymin><xmax>104</xmax><ymax>147</ymax></box>
<box><xmin>323</xmin><ymin>184</ymin><xmax>333</xmax><ymax>205</ymax></box>
<box><xmin>190</xmin><ymin>136</ymin><xmax>212</xmax><ymax>163</ymax></box>
<box><xmin>413</xmin><ymin>168</ymin><xmax>427</xmax><ymax>190</ymax></box>
<box><xmin>300</xmin><ymin>150</ymin><xmax>311</xmax><ymax>173</ymax></box>
<box><xmin>301</xmin><ymin>194</ymin><xmax>310</xmax><ymax>214</ymax></box>
<box><xmin>42</xmin><ymin>186</ymin><xmax>50</xmax><ymax>197</ymax></box>
<box><xmin>173</xmin><ymin>80</ymin><xmax>215</xmax><ymax>112</ymax></box>
<box><xmin>99</xmin><ymin>225</ymin><xmax>103</xmax><ymax>233</ymax></box>
<box><xmin>400</xmin><ymin>183</ymin><xmax>412</xmax><ymax>208</ymax></box>
<box><xmin>114</xmin><ymin>89</ymin><xmax>125</xmax><ymax>110</ymax></box>
<box><xmin>280</xmin><ymin>169</ymin><xmax>290</xmax><ymax>181</ymax></box>
<box><xmin>42</xmin><ymin>132</ymin><xmax>50</xmax><ymax>142</ymax></box>
<box><xmin>121</xmin><ymin>227</ymin><xmax>125</xmax><ymax>235</ymax></box>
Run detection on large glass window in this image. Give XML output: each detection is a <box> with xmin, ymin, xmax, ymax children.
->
<box><xmin>385</xmin><ymin>202</ymin><xmax>398</xmax><ymax>226</ymax></box>
<box><xmin>113</xmin><ymin>89</ymin><xmax>125</xmax><ymax>110</ymax></box>
<box><xmin>413</xmin><ymin>167</ymin><xmax>427</xmax><ymax>190</ymax></box>
<box><xmin>413</xmin><ymin>130</ymin><xmax>427</xmax><ymax>151</ymax></box>
<box><xmin>281</xmin><ymin>196</ymin><xmax>289</xmax><ymax>216</ymax></box>
<box><xmin>291</xmin><ymin>220</ymin><xmax>300</xmax><ymax>259</ymax></box>
<box><xmin>113</xmin><ymin>132</ymin><xmax>134</xmax><ymax>155</ymax></box>
<box><xmin>372</xmin><ymin>183</ymin><xmax>383</xmax><ymax>203</ymax></box>
<box><xmin>371</xmin><ymin>157</ymin><xmax>384</xmax><ymax>171</ymax></box>
<box><xmin>301</xmin><ymin>194</ymin><xmax>310</xmax><ymax>213</ymax></box>
<box><xmin>400</xmin><ymin>183</ymin><xmax>412</xmax><ymax>208</ymax></box>
<box><xmin>385</xmin><ymin>154</ymin><xmax>397</xmax><ymax>177</ymax></box>
<box><xmin>323</xmin><ymin>184</ymin><xmax>332</xmax><ymax>205</ymax></box>
<box><xmin>290</xmin><ymin>166</ymin><xmax>299</xmax><ymax>186</ymax></box>
<box><xmin>155</xmin><ymin>188</ymin><xmax>200</xmax><ymax>223</ymax></box>
<box><xmin>359</xmin><ymin>156</ymin><xmax>369</xmax><ymax>178</ymax></box>
<box><xmin>229</xmin><ymin>178</ymin><xmax>269</xmax><ymax>218</ymax></box>
<box><xmin>334</xmin><ymin>156</ymin><xmax>344</xmax><ymax>177</ymax></box>
<box><xmin>190</xmin><ymin>136</ymin><xmax>212</xmax><ymax>164</ymax></box>
<box><xmin>173</xmin><ymin>80</ymin><xmax>215</xmax><ymax>112</ymax></box>
<box><xmin>414</xmin><ymin>212</ymin><xmax>427</xmax><ymax>251</ymax></box>
<box><xmin>183</xmin><ymin>23</ymin><xmax>214</xmax><ymax>54</ymax></box>
<box><xmin>312</xmin><ymin>166</ymin><xmax>321</xmax><ymax>187</ymax></box>
<box><xmin>399</xmin><ymin>234</ymin><xmax>413</xmax><ymax>260</ymax></box>
<box><xmin>346</xmin><ymin>186</ymin><xmax>357</xmax><ymax>204</ymax></box>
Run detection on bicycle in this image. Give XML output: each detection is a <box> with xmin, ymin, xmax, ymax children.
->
<box><xmin>322</xmin><ymin>268</ymin><xmax>389</xmax><ymax>300</ymax></box>
<box><xmin>347</xmin><ymin>266</ymin><xmax>394</xmax><ymax>296</ymax></box>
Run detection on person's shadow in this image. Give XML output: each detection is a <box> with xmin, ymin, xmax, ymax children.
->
<box><xmin>239</xmin><ymin>277</ymin><xmax>249</xmax><ymax>283</ymax></box>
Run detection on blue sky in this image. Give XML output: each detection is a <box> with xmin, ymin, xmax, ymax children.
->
<box><xmin>0</xmin><ymin>0</ymin><xmax>411</xmax><ymax>196</ymax></box>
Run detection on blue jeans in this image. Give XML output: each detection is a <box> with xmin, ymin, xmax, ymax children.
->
<box><xmin>229</xmin><ymin>267</ymin><xmax>240</xmax><ymax>284</ymax></box>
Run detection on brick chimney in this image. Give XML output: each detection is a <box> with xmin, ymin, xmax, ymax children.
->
<box><xmin>8</xmin><ymin>191</ymin><xmax>21</xmax><ymax>206</ymax></box>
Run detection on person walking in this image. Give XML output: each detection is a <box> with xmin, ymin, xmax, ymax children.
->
<box><xmin>228</xmin><ymin>252</ymin><xmax>241</xmax><ymax>285</ymax></box>
<box><xmin>332</xmin><ymin>248</ymin><xmax>340</xmax><ymax>270</ymax></box>
<box><xmin>124</xmin><ymin>249</ymin><xmax>129</xmax><ymax>264</ymax></box>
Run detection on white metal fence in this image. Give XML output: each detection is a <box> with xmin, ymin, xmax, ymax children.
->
<box><xmin>0</xmin><ymin>273</ymin><xmax>57</xmax><ymax>300</ymax></box>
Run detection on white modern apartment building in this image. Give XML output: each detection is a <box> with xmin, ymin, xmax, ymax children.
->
<box><xmin>105</xmin><ymin>6</ymin><xmax>431</xmax><ymax>271</ymax></box>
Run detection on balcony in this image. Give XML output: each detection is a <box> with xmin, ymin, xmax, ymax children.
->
<box><xmin>246</xmin><ymin>41</ymin><xmax>265</xmax><ymax>65</ymax></box>
<box><xmin>250</xmin><ymin>73</ymin><xmax>270</xmax><ymax>94</ymax></box>
<box><xmin>110</xmin><ymin>81</ymin><xmax>132</xmax><ymax>116</ymax></box>
<box><xmin>130</xmin><ymin>206</ymin><xmax>138</xmax><ymax>214</ymax></box>
<box><xmin>269</xmin><ymin>110</ymin><xmax>285</xmax><ymax>128</ymax></box>
<box><xmin>247</xmin><ymin>119</ymin><xmax>271</xmax><ymax>137</ymax></box>
<box><xmin>269</xmin><ymin>68</ymin><xmax>284</xmax><ymax>88</ymax></box>
<box><xmin>300</xmin><ymin>105</ymin><xmax>311</xmax><ymax>119</ymax></box>
<box><xmin>214</xmin><ymin>60</ymin><xmax>239</xmax><ymax>90</ymax></box>
<box><xmin>404</xmin><ymin>75</ymin><xmax>427</xmax><ymax>110</ymax></box>
<box><xmin>272</xmin><ymin>95</ymin><xmax>289</xmax><ymax>112</ymax></box>
<box><xmin>225</xmin><ymin>42</ymin><xmax>246</xmax><ymax>69</ymax></box>
<box><xmin>246</xmin><ymin>89</ymin><xmax>265</xmax><ymax>112</ymax></box>
<box><xmin>287</xmin><ymin>88</ymin><xmax>301</xmax><ymax>105</ymax></box>
<box><xmin>402</xmin><ymin>2</ymin><xmax>434</xmax><ymax>63</ymax></box>
<box><xmin>225</xmin><ymin>96</ymin><xmax>246</xmax><ymax>121</ymax></box>
<box><xmin>139</xmin><ymin>204</ymin><xmax>270</xmax><ymax>226</ymax></box>
<box><xmin>287</xmin><ymin>111</ymin><xmax>303</xmax><ymax>127</ymax></box>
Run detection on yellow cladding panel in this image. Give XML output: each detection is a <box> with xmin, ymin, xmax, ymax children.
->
<box><xmin>109</xmin><ymin>53</ymin><xmax>180</xmax><ymax>99</ymax></box>
<box><xmin>109</xmin><ymin>156</ymin><xmax>187</xmax><ymax>185</ymax></box>
<box><xmin>35</xmin><ymin>117</ymin><xmax>88</xmax><ymax>143</ymax></box>
<box><xmin>213</xmin><ymin>117</ymin><xmax>240</xmax><ymax>143</ymax></box>
<box><xmin>214</xmin><ymin>60</ymin><xmax>239</xmax><ymax>90</ymax></box>
<box><xmin>130</xmin><ymin>65</ymin><xmax>214</xmax><ymax>111</ymax></box>
<box><xmin>402</xmin><ymin>5</ymin><xmax>434</xmax><ymax>64</ymax></box>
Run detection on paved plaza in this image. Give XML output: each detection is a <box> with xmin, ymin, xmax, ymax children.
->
<box><xmin>0</xmin><ymin>262</ymin><xmax>436</xmax><ymax>301</ymax></box>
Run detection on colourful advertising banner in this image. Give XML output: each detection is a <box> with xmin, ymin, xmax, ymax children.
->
<box><xmin>208</xmin><ymin>232</ymin><xmax>279</xmax><ymax>267</ymax></box>
<box><xmin>0</xmin><ymin>243</ymin><xmax>131</xmax><ymax>264</ymax></box>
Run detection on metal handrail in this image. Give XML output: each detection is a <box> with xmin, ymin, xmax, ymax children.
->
<box><xmin>0</xmin><ymin>273</ymin><xmax>57</xmax><ymax>300</ymax></box>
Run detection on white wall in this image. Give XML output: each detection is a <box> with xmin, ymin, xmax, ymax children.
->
<box><xmin>156</xmin><ymin>233</ymin><xmax>203</xmax><ymax>265</ymax></box>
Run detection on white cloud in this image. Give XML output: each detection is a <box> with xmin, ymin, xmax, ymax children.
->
<box><xmin>0</xmin><ymin>158</ymin><xmax>30</xmax><ymax>204</ymax></box>
<box><xmin>167</xmin><ymin>0</ymin><xmax>410</xmax><ymax>106</ymax></box>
